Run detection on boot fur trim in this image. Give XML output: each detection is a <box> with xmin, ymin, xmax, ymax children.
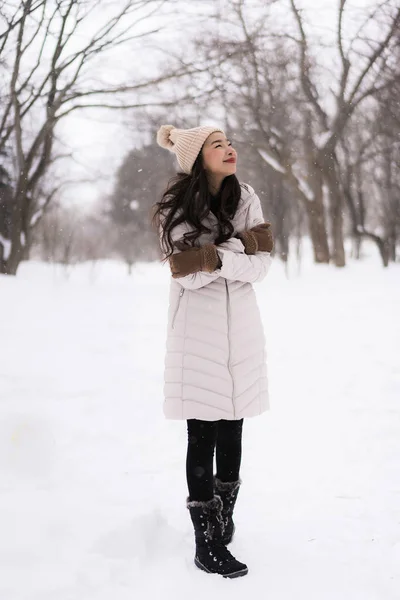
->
<box><xmin>187</xmin><ymin>495</ymin><xmax>225</xmax><ymax>541</ymax></box>
<box><xmin>214</xmin><ymin>477</ymin><xmax>242</xmax><ymax>492</ymax></box>
<box><xmin>186</xmin><ymin>495</ymin><xmax>222</xmax><ymax>511</ymax></box>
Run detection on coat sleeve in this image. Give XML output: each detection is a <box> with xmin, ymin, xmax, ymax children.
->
<box><xmin>158</xmin><ymin>190</ymin><xmax>271</xmax><ymax>289</ymax></box>
<box><xmin>168</xmin><ymin>237</ymin><xmax>248</xmax><ymax>290</ymax></box>
<box><xmin>158</xmin><ymin>216</ymin><xmax>221</xmax><ymax>290</ymax></box>
<box><xmin>216</xmin><ymin>192</ymin><xmax>272</xmax><ymax>284</ymax></box>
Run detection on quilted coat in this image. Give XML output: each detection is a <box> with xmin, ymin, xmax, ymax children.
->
<box><xmin>160</xmin><ymin>183</ymin><xmax>272</xmax><ymax>421</ymax></box>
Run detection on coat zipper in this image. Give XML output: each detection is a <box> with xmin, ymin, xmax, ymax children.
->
<box><xmin>225</xmin><ymin>280</ymin><xmax>236</xmax><ymax>418</ymax></box>
<box><xmin>172</xmin><ymin>288</ymin><xmax>185</xmax><ymax>329</ymax></box>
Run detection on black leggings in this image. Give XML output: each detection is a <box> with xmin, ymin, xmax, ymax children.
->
<box><xmin>186</xmin><ymin>418</ymin><xmax>244</xmax><ymax>502</ymax></box>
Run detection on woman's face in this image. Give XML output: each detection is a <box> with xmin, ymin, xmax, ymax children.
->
<box><xmin>201</xmin><ymin>132</ymin><xmax>237</xmax><ymax>178</ymax></box>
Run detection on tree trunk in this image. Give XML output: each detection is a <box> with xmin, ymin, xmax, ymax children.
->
<box><xmin>389</xmin><ymin>233</ymin><xmax>397</xmax><ymax>262</ymax></box>
<box><xmin>301</xmin><ymin>129</ymin><xmax>331</xmax><ymax>264</ymax></box>
<box><xmin>329</xmin><ymin>187</ymin><xmax>346</xmax><ymax>267</ymax></box>
<box><xmin>4</xmin><ymin>184</ymin><xmax>27</xmax><ymax>275</ymax></box>
<box><xmin>5</xmin><ymin>228</ymin><xmax>23</xmax><ymax>275</ymax></box>
<box><xmin>320</xmin><ymin>152</ymin><xmax>346</xmax><ymax>267</ymax></box>
<box><xmin>0</xmin><ymin>238</ymin><xmax>21</xmax><ymax>275</ymax></box>
<box><xmin>304</xmin><ymin>199</ymin><xmax>330</xmax><ymax>263</ymax></box>
<box><xmin>377</xmin><ymin>238</ymin><xmax>390</xmax><ymax>267</ymax></box>
<box><xmin>0</xmin><ymin>245</ymin><xmax>4</xmax><ymax>274</ymax></box>
<box><xmin>300</xmin><ymin>161</ymin><xmax>330</xmax><ymax>263</ymax></box>
<box><xmin>351</xmin><ymin>235</ymin><xmax>362</xmax><ymax>259</ymax></box>
<box><xmin>2</xmin><ymin>251</ymin><xmax>21</xmax><ymax>275</ymax></box>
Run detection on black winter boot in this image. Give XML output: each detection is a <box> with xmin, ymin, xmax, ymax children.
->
<box><xmin>214</xmin><ymin>477</ymin><xmax>242</xmax><ymax>545</ymax></box>
<box><xmin>186</xmin><ymin>495</ymin><xmax>248</xmax><ymax>578</ymax></box>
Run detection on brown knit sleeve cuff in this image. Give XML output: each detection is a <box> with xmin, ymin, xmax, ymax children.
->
<box><xmin>238</xmin><ymin>231</ymin><xmax>258</xmax><ymax>254</ymax></box>
<box><xmin>201</xmin><ymin>243</ymin><xmax>220</xmax><ymax>272</ymax></box>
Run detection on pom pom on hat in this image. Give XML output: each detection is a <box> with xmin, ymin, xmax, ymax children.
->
<box><xmin>156</xmin><ymin>124</ymin><xmax>176</xmax><ymax>150</ymax></box>
<box><xmin>156</xmin><ymin>123</ymin><xmax>225</xmax><ymax>175</ymax></box>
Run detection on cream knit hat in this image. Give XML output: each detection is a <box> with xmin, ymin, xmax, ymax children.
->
<box><xmin>156</xmin><ymin>124</ymin><xmax>225</xmax><ymax>175</ymax></box>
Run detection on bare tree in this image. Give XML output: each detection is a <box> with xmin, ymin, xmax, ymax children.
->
<box><xmin>288</xmin><ymin>0</ymin><xmax>400</xmax><ymax>266</ymax></box>
<box><xmin>0</xmin><ymin>161</ymin><xmax>13</xmax><ymax>265</ymax></box>
<box><xmin>188</xmin><ymin>1</ymin><xmax>331</xmax><ymax>263</ymax></box>
<box><xmin>0</xmin><ymin>0</ymin><xmax>216</xmax><ymax>275</ymax></box>
<box><xmin>342</xmin><ymin>96</ymin><xmax>400</xmax><ymax>266</ymax></box>
<box><xmin>192</xmin><ymin>0</ymin><xmax>400</xmax><ymax>266</ymax></box>
<box><xmin>33</xmin><ymin>202</ymin><xmax>114</xmax><ymax>267</ymax></box>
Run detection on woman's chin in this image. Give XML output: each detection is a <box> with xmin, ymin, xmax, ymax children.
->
<box><xmin>223</xmin><ymin>164</ymin><xmax>237</xmax><ymax>173</ymax></box>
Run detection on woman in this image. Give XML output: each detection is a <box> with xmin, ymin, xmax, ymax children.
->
<box><xmin>152</xmin><ymin>124</ymin><xmax>273</xmax><ymax>579</ymax></box>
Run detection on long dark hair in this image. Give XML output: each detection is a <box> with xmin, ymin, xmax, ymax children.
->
<box><xmin>152</xmin><ymin>150</ymin><xmax>248</xmax><ymax>262</ymax></box>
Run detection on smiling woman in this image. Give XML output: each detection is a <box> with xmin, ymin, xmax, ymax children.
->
<box><xmin>201</xmin><ymin>132</ymin><xmax>237</xmax><ymax>196</ymax></box>
<box><xmin>153</xmin><ymin>126</ymin><xmax>244</xmax><ymax>259</ymax></box>
<box><xmin>152</xmin><ymin>123</ymin><xmax>274</xmax><ymax>580</ymax></box>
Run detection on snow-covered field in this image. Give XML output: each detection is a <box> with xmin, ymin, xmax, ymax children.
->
<box><xmin>1</xmin><ymin>245</ymin><xmax>399</xmax><ymax>600</ymax></box>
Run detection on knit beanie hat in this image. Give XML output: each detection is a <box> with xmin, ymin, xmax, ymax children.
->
<box><xmin>156</xmin><ymin>124</ymin><xmax>225</xmax><ymax>175</ymax></box>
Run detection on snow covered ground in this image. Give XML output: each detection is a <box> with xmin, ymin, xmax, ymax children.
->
<box><xmin>1</xmin><ymin>245</ymin><xmax>399</xmax><ymax>600</ymax></box>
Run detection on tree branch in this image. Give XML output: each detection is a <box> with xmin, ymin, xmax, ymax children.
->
<box><xmin>347</xmin><ymin>7</ymin><xmax>400</xmax><ymax>107</ymax></box>
<box><xmin>290</xmin><ymin>0</ymin><xmax>328</xmax><ymax>130</ymax></box>
<box><xmin>337</xmin><ymin>0</ymin><xmax>350</xmax><ymax>107</ymax></box>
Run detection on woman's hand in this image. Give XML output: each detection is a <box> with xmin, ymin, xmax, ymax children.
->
<box><xmin>169</xmin><ymin>243</ymin><xmax>221</xmax><ymax>278</ymax></box>
<box><xmin>236</xmin><ymin>222</ymin><xmax>274</xmax><ymax>254</ymax></box>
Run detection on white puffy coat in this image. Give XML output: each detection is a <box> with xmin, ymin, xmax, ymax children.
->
<box><xmin>160</xmin><ymin>183</ymin><xmax>272</xmax><ymax>421</ymax></box>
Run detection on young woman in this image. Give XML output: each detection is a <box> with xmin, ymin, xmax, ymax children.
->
<box><xmin>152</xmin><ymin>124</ymin><xmax>273</xmax><ymax>579</ymax></box>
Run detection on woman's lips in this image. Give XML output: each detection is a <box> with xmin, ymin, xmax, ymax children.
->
<box><xmin>224</xmin><ymin>159</ymin><xmax>236</xmax><ymax>163</ymax></box>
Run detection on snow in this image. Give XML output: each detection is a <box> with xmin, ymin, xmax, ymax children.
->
<box><xmin>270</xmin><ymin>127</ymin><xmax>282</xmax><ymax>138</ymax></box>
<box><xmin>256</xmin><ymin>150</ymin><xmax>315</xmax><ymax>202</ymax></box>
<box><xmin>296</xmin><ymin>175</ymin><xmax>315</xmax><ymax>202</ymax></box>
<box><xmin>0</xmin><ymin>234</ymin><xmax>12</xmax><ymax>260</ymax></box>
<box><xmin>1</xmin><ymin>243</ymin><xmax>399</xmax><ymax>599</ymax></box>
<box><xmin>30</xmin><ymin>210</ymin><xmax>43</xmax><ymax>227</ymax></box>
<box><xmin>315</xmin><ymin>130</ymin><xmax>332</xmax><ymax>149</ymax></box>
<box><xmin>292</xmin><ymin>164</ymin><xmax>316</xmax><ymax>202</ymax></box>
<box><xmin>257</xmin><ymin>148</ymin><xmax>286</xmax><ymax>174</ymax></box>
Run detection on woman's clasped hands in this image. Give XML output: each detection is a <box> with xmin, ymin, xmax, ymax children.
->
<box><xmin>169</xmin><ymin>221</ymin><xmax>274</xmax><ymax>279</ymax></box>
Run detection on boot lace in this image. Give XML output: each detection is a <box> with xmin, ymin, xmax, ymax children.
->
<box><xmin>213</xmin><ymin>539</ymin><xmax>238</xmax><ymax>563</ymax></box>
